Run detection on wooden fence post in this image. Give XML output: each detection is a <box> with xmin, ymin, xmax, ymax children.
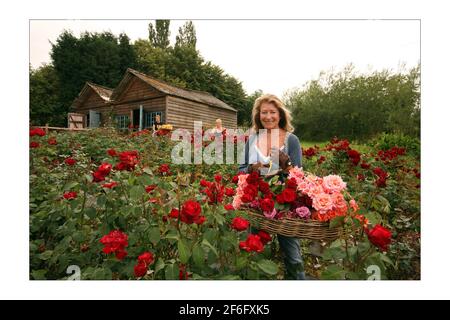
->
<box><xmin>45</xmin><ymin>123</ymin><xmax>49</xmax><ymax>134</ymax></box>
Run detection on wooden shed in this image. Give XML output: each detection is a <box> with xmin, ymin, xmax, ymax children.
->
<box><xmin>70</xmin><ymin>68</ymin><xmax>237</xmax><ymax>131</ymax></box>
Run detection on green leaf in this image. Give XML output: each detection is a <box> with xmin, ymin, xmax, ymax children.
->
<box><xmin>357</xmin><ymin>241</ymin><xmax>371</xmax><ymax>255</ymax></box>
<box><xmin>31</xmin><ymin>269</ymin><xmax>47</xmax><ymax>280</ymax></box>
<box><xmin>321</xmin><ymin>265</ymin><xmax>346</xmax><ymax>280</ymax></box>
<box><xmin>218</xmin><ymin>275</ymin><xmax>241</xmax><ymax>280</ymax></box>
<box><xmin>379</xmin><ymin>253</ymin><xmax>394</xmax><ymax>267</ymax></box>
<box><xmin>70</xmin><ymin>198</ymin><xmax>81</xmax><ymax>210</ymax></box>
<box><xmin>192</xmin><ymin>244</ymin><xmax>205</xmax><ymax>267</ymax></box>
<box><xmin>322</xmin><ymin>247</ymin><xmax>346</xmax><ymax>261</ymax></box>
<box><xmin>212</xmin><ymin>212</ymin><xmax>225</xmax><ymax>226</ymax></box>
<box><xmin>154</xmin><ymin>258</ymin><xmax>165</xmax><ymax>276</ymax></box>
<box><xmin>97</xmin><ymin>195</ymin><xmax>107</xmax><ymax>207</ymax></box>
<box><xmin>84</xmin><ymin>207</ymin><xmax>96</xmax><ymax>219</ymax></box>
<box><xmin>164</xmin><ymin>264</ymin><xmax>180</xmax><ymax>280</ymax></box>
<box><xmin>235</xmin><ymin>256</ymin><xmax>248</xmax><ymax>270</ymax></box>
<box><xmin>178</xmin><ymin>239</ymin><xmax>191</xmax><ymax>264</ymax></box>
<box><xmin>329</xmin><ymin>216</ymin><xmax>345</xmax><ymax>228</ymax></box>
<box><xmin>38</xmin><ymin>250</ymin><xmax>53</xmax><ymax>261</ymax></box>
<box><xmin>139</xmin><ymin>175</ymin><xmax>153</xmax><ymax>186</ymax></box>
<box><xmin>148</xmin><ymin>227</ymin><xmax>161</xmax><ymax>246</ymax></box>
<box><xmin>365</xmin><ymin>211</ymin><xmax>382</xmax><ymax>225</ymax></box>
<box><xmin>130</xmin><ymin>185</ymin><xmax>144</xmax><ymax>201</ymax></box>
<box><xmin>143</xmin><ymin>167</ymin><xmax>154</xmax><ymax>175</ymax></box>
<box><xmin>64</xmin><ymin>181</ymin><xmax>79</xmax><ymax>191</ymax></box>
<box><xmin>201</xmin><ymin>239</ymin><xmax>218</xmax><ymax>257</ymax></box>
<box><xmin>256</xmin><ymin>259</ymin><xmax>279</xmax><ymax>275</ymax></box>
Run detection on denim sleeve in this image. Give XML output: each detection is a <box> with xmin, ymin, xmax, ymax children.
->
<box><xmin>288</xmin><ymin>134</ymin><xmax>302</xmax><ymax>168</ymax></box>
<box><xmin>238</xmin><ymin>139</ymin><xmax>250</xmax><ymax>173</ymax></box>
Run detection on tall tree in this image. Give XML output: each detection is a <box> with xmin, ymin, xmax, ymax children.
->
<box><xmin>286</xmin><ymin>65</ymin><xmax>421</xmax><ymax>141</ymax></box>
<box><xmin>118</xmin><ymin>33</ymin><xmax>138</xmax><ymax>73</ymax></box>
<box><xmin>50</xmin><ymin>30</ymin><xmax>138</xmax><ymax>124</ymax></box>
<box><xmin>175</xmin><ymin>21</ymin><xmax>197</xmax><ymax>49</ymax></box>
<box><xmin>148</xmin><ymin>20</ymin><xmax>171</xmax><ymax>49</ymax></box>
<box><xmin>30</xmin><ymin>64</ymin><xmax>64</xmax><ymax>126</ymax></box>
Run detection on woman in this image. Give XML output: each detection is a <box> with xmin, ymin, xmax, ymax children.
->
<box><xmin>152</xmin><ymin>114</ymin><xmax>164</xmax><ymax>133</ymax></box>
<box><xmin>211</xmin><ymin>118</ymin><xmax>225</xmax><ymax>136</ymax></box>
<box><xmin>238</xmin><ymin>93</ymin><xmax>305</xmax><ymax>280</ymax></box>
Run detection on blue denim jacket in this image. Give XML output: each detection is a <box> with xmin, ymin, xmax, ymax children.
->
<box><xmin>238</xmin><ymin>132</ymin><xmax>303</xmax><ymax>173</ymax></box>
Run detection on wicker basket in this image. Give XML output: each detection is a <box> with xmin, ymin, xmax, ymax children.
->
<box><xmin>246</xmin><ymin>210</ymin><xmax>342</xmax><ymax>241</ymax></box>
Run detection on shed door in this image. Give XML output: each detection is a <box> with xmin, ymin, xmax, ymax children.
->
<box><xmin>89</xmin><ymin>110</ymin><xmax>101</xmax><ymax>128</ymax></box>
<box><xmin>68</xmin><ymin>113</ymin><xmax>85</xmax><ymax>128</ymax></box>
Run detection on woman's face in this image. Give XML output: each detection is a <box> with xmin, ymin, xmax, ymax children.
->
<box><xmin>259</xmin><ymin>102</ymin><xmax>280</xmax><ymax>130</ymax></box>
<box><xmin>156</xmin><ymin>115</ymin><xmax>160</xmax><ymax>122</ymax></box>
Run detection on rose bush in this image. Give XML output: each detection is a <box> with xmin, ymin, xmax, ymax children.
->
<box><xmin>29</xmin><ymin>129</ymin><xmax>419</xmax><ymax>280</ymax></box>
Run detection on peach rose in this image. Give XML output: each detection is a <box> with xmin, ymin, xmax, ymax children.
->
<box><xmin>312</xmin><ymin>193</ymin><xmax>334</xmax><ymax>213</ymax></box>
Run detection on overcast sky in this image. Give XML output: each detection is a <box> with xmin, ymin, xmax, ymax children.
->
<box><xmin>30</xmin><ymin>19</ymin><xmax>420</xmax><ymax>98</ymax></box>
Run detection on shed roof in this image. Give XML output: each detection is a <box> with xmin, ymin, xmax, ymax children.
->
<box><xmin>111</xmin><ymin>68</ymin><xmax>237</xmax><ymax>112</ymax></box>
<box><xmin>71</xmin><ymin>82</ymin><xmax>113</xmax><ymax>108</ymax></box>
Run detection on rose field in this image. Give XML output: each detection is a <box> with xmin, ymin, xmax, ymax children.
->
<box><xmin>29</xmin><ymin>128</ymin><xmax>420</xmax><ymax>280</ymax></box>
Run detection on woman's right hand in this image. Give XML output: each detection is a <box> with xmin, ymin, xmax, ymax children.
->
<box><xmin>248</xmin><ymin>162</ymin><xmax>264</xmax><ymax>173</ymax></box>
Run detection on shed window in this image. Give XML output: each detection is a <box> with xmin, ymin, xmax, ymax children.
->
<box><xmin>115</xmin><ymin>115</ymin><xmax>129</xmax><ymax>129</ymax></box>
<box><xmin>144</xmin><ymin>111</ymin><xmax>163</xmax><ymax>128</ymax></box>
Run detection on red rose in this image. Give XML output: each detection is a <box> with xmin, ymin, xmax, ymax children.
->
<box><xmin>241</xmin><ymin>193</ymin><xmax>253</xmax><ymax>203</ymax></box>
<box><xmin>260</xmin><ymin>198</ymin><xmax>275</xmax><ymax>213</ymax></box>
<box><xmin>257</xmin><ymin>231</ymin><xmax>272</xmax><ymax>245</ymax></box>
<box><xmin>98</xmin><ymin>163</ymin><xmax>112</xmax><ymax>176</ymax></box>
<box><xmin>361</xmin><ymin>162</ymin><xmax>371</xmax><ymax>169</ymax></box>
<box><xmin>317</xmin><ymin>156</ymin><xmax>326</xmax><ymax>164</ymax></box>
<box><xmin>276</xmin><ymin>193</ymin><xmax>285</xmax><ymax>204</ymax></box>
<box><xmin>225</xmin><ymin>188</ymin><xmax>235</xmax><ymax>197</ymax></box>
<box><xmin>244</xmin><ymin>184</ymin><xmax>258</xmax><ymax>198</ymax></box>
<box><xmin>214</xmin><ymin>175</ymin><xmax>222</xmax><ymax>183</ymax></box>
<box><xmin>231</xmin><ymin>217</ymin><xmax>250</xmax><ymax>231</ymax></box>
<box><xmin>102</xmin><ymin>181</ymin><xmax>118</xmax><ymax>189</ymax></box>
<box><xmin>100</xmin><ymin>230</ymin><xmax>128</xmax><ymax>259</ymax></box>
<box><xmin>195</xmin><ymin>215</ymin><xmax>206</xmax><ymax>225</ymax></box>
<box><xmin>224</xmin><ymin>204</ymin><xmax>234</xmax><ymax>211</ymax></box>
<box><xmin>259</xmin><ymin>181</ymin><xmax>271</xmax><ymax>194</ymax></box>
<box><xmin>145</xmin><ymin>185</ymin><xmax>156</xmax><ymax>193</ymax></box>
<box><xmin>239</xmin><ymin>234</ymin><xmax>264</xmax><ymax>253</ymax></box>
<box><xmin>115</xmin><ymin>249</ymin><xmax>128</xmax><ymax>260</ymax></box>
<box><xmin>64</xmin><ymin>158</ymin><xmax>76</xmax><ymax>166</ymax></box>
<box><xmin>63</xmin><ymin>191</ymin><xmax>77</xmax><ymax>200</ymax></box>
<box><xmin>179</xmin><ymin>264</ymin><xmax>189</xmax><ymax>280</ymax></box>
<box><xmin>281</xmin><ymin>188</ymin><xmax>297</xmax><ymax>203</ymax></box>
<box><xmin>138</xmin><ymin>252</ymin><xmax>154</xmax><ymax>266</ymax></box>
<box><xmin>180</xmin><ymin>200</ymin><xmax>202</xmax><ymax>224</ymax></box>
<box><xmin>169</xmin><ymin>208</ymin><xmax>179</xmax><ymax>218</ymax></box>
<box><xmin>246</xmin><ymin>171</ymin><xmax>260</xmax><ymax>185</ymax></box>
<box><xmin>48</xmin><ymin>138</ymin><xmax>57</xmax><ymax>145</ymax></box>
<box><xmin>30</xmin><ymin>142</ymin><xmax>40</xmax><ymax>148</ymax></box>
<box><xmin>159</xmin><ymin>164</ymin><xmax>170</xmax><ymax>175</ymax></box>
<box><xmin>286</xmin><ymin>178</ymin><xmax>297</xmax><ymax>189</ymax></box>
<box><xmin>115</xmin><ymin>162</ymin><xmax>127</xmax><ymax>171</ymax></box>
<box><xmin>92</xmin><ymin>171</ymin><xmax>106</xmax><ymax>182</ymax></box>
<box><xmin>107</xmin><ymin>148</ymin><xmax>117</xmax><ymax>157</ymax></box>
<box><xmin>366</xmin><ymin>224</ymin><xmax>392</xmax><ymax>252</ymax></box>
<box><xmin>200</xmin><ymin>179</ymin><xmax>210</xmax><ymax>187</ymax></box>
<box><xmin>134</xmin><ymin>262</ymin><xmax>148</xmax><ymax>277</ymax></box>
<box><xmin>29</xmin><ymin>128</ymin><xmax>46</xmax><ymax>137</ymax></box>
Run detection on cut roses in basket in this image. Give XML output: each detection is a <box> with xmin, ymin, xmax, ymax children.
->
<box><xmin>232</xmin><ymin>167</ymin><xmax>361</xmax><ymax>223</ymax></box>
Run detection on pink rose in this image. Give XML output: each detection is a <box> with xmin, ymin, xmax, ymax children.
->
<box><xmin>295</xmin><ymin>206</ymin><xmax>311</xmax><ymax>219</ymax></box>
<box><xmin>323</xmin><ymin>175</ymin><xmax>347</xmax><ymax>193</ymax></box>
